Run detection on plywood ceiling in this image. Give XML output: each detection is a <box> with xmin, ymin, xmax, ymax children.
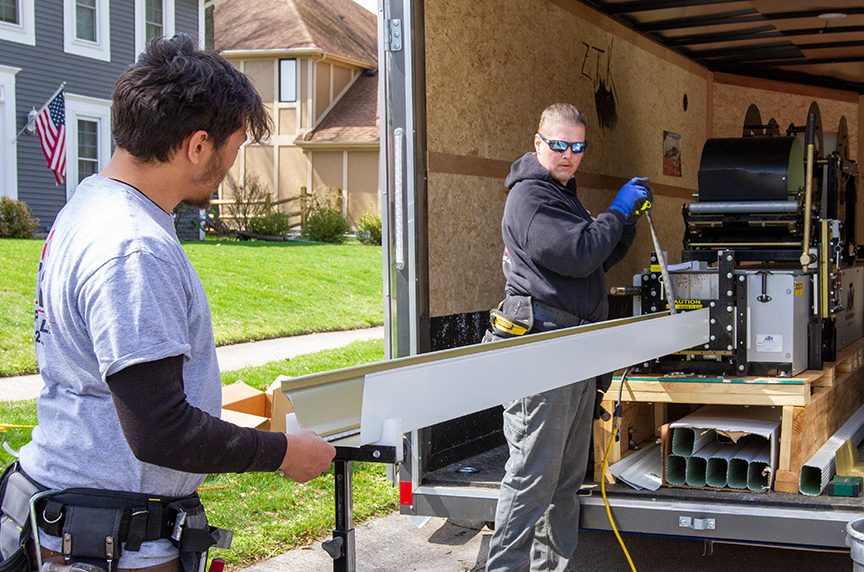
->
<box><xmin>582</xmin><ymin>0</ymin><xmax>864</xmax><ymax>93</ymax></box>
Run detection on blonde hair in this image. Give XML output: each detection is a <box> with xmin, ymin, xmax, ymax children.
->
<box><xmin>538</xmin><ymin>103</ymin><xmax>587</xmax><ymax>135</ymax></box>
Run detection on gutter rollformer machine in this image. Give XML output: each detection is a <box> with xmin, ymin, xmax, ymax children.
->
<box><xmin>628</xmin><ymin>103</ymin><xmax>863</xmax><ymax>378</ymax></box>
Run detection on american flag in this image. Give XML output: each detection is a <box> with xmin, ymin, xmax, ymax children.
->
<box><xmin>35</xmin><ymin>90</ymin><xmax>66</xmax><ymax>185</ymax></box>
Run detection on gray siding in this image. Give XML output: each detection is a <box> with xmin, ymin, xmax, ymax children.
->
<box><xmin>2</xmin><ymin>0</ymin><xmax>201</xmax><ymax>232</ymax></box>
<box><xmin>176</xmin><ymin>0</ymin><xmax>200</xmax><ymax>44</ymax></box>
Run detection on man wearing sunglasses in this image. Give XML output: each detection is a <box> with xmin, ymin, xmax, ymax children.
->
<box><xmin>485</xmin><ymin>103</ymin><xmax>651</xmax><ymax>572</ymax></box>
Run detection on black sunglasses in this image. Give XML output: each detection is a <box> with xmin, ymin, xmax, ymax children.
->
<box><xmin>538</xmin><ymin>133</ymin><xmax>587</xmax><ymax>154</ymax></box>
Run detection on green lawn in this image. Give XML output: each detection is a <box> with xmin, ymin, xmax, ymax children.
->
<box><xmin>0</xmin><ymin>339</ymin><xmax>396</xmax><ymax>570</ymax></box>
<box><xmin>0</xmin><ymin>239</ymin><xmax>384</xmax><ymax>376</ymax></box>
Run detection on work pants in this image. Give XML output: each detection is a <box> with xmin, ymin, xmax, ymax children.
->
<box><xmin>486</xmin><ymin>377</ymin><xmax>596</xmax><ymax>572</ymax></box>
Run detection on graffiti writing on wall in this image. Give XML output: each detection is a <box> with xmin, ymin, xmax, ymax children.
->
<box><xmin>580</xmin><ymin>39</ymin><xmax>618</xmax><ymax>131</ymax></box>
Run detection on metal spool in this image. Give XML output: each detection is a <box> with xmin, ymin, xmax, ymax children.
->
<box><xmin>838</xmin><ymin>116</ymin><xmax>850</xmax><ymax>161</ymax></box>
<box><xmin>766</xmin><ymin>118</ymin><xmax>781</xmax><ymax>137</ymax></box>
<box><xmin>743</xmin><ymin>104</ymin><xmax>763</xmax><ymax>137</ymax></box>
<box><xmin>742</xmin><ymin>104</ymin><xmax>781</xmax><ymax>137</ymax></box>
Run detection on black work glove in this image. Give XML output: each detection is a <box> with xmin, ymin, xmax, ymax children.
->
<box><xmin>593</xmin><ymin>389</ymin><xmax>611</xmax><ymax>421</ymax></box>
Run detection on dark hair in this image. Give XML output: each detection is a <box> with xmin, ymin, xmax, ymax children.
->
<box><xmin>112</xmin><ymin>33</ymin><xmax>271</xmax><ymax>162</ymax></box>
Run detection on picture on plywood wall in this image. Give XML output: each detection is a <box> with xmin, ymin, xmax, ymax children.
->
<box><xmin>664</xmin><ymin>131</ymin><xmax>682</xmax><ymax>177</ymax></box>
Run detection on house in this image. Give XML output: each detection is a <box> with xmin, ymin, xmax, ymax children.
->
<box><xmin>0</xmin><ymin>0</ymin><xmax>203</xmax><ymax>233</ymax></box>
<box><xmin>211</xmin><ymin>0</ymin><xmax>379</xmax><ymax>227</ymax></box>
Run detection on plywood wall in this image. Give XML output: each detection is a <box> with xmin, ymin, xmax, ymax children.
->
<box><xmin>424</xmin><ymin>0</ymin><xmax>709</xmax><ymax>317</ymax></box>
<box><xmin>712</xmin><ymin>77</ymin><xmax>859</xmax><ymax>158</ymax></box>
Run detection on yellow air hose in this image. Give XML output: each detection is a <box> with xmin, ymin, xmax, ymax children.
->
<box><xmin>599</xmin><ymin>368</ymin><xmax>638</xmax><ymax>572</ymax></box>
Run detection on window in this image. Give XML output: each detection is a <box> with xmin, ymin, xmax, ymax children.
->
<box><xmin>77</xmin><ymin>120</ymin><xmax>99</xmax><ymax>183</ymax></box>
<box><xmin>279</xmin><ymin>59</ymin><xmax>297</xmax><ymax>102</ymax></box>
<box><xmin>63</xmin><ymin>0</ymin><xmax>110</xmax><ymax>61</ymax></box>
<box><xmin>145</xmin><ymin>0</ymin><xmax>162</xmax><ymax>40</ymax></box>
<box><xmin>0</xmin><ymin>0</ymin><xmax>34</xmax><ymax>45</ymax></box>
<box><xmin>1</xmin><ymin>0</ymin><xmax>17</xmax><ymax>24</ymax></box>
<box><xmin>75</xmin><ymin>0</ymin><xmax>96</xmax><ymax>41</ymax></box>
<box><xmin>64</xmin><ymin>94</ymin><xmax>111</xmax><ymax>200</ymax></box>
<box><xmin>135</xmin><ymin>0</ymin><xmax>174</xmax><ymax>59</ymax></box>
<box><xmin>0</xmin><ymin>66</ymin><xmax>20</xmax><ymax>200</ymax></box>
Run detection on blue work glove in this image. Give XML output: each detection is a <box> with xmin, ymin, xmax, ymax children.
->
<box><xmin>608</xmin><ymin>177</ymin><xmax>653</xmax><ymax>224</ymax></box>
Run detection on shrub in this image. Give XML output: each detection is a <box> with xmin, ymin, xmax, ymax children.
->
<box><xmin>222</xmin><ymin>173</ymin><xmax>273</xmax><ymax>232</ymax></box>
<box><xmin>355</xmin><ymin>210</ymin><xmax>381</xmax><ymax>246</ymax></box>
<box><xmin>301</xmin><ymin>188</ymin><xmax>349</xmax><ymax>243</ymax></box>
<box><xmin>248</xmin><ymin>210</ymin><xmax>292</xmax><ymax>237</ymax></box>
<box><xmin>0</xmin><ymin>197</ymin><xmax>39</xmax><ymax>239</ymax></box>
<box><xmin>303</xmin><ymin>207</ymin><xmax>350</xmax><ymax>243</ymax></box>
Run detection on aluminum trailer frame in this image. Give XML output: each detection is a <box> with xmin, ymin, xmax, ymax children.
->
<box><xmin>401</xmin><ymin>481</ymin><xmax>864</xmax><ymax>550</ymax></box>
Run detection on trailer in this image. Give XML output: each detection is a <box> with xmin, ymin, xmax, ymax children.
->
<box><xmin>368</xmin><ymin>0</ymin><xmax>864</xmax><ymax>555</ymax></box>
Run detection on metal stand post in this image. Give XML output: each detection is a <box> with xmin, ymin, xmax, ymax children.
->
<box><xmin>322</xmin><ymin>444</ymin><xmax>400</xmax><ymax>572</ymax></box>
<box><xmin>322</xmin><ymin>460</ymin><xmax>356</xmax><ymax>572</ymax></box>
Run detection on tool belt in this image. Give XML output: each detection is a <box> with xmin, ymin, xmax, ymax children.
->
<box><xmin>487</xmin><ymin>295</ymin><xmax>584</xmax><ymax>340</ymax></box>
<box><xmin>485</xmin><ymin>296</ymin><xmax>613</xmax><ymax>393</ymax></box>
<box><xmin>0</xmin><ymin>462</ymin><xmax>231</xmax><ymax>572</ymax></box>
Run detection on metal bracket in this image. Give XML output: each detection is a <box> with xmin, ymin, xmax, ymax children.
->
<box><xmin>679</xmin><ymin>516</ymin><xmax>716</xmax><ymax>531</ymax></box>
<box><xmin>385</xmin><ymin>19</ymin><xmax>402</xmax><ymax>52</ymax></box>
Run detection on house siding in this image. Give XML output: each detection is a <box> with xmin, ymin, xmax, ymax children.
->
<box><xmin>2</xmin><ymin>0</ymin><xmax>200</xmax><ymax>232</ymax></box>
<box><xmin>175</xmin><ymin>1</ymin><xmax>199</xmax><ymax>43</ymax></box>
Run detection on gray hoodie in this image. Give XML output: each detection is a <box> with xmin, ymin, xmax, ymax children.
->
<box><xmin>502</xmin><ymin>152</ymin><xmax>636</xmax><ymax>324</ymax></box>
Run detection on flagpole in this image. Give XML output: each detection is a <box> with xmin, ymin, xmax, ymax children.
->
<box><xmin>14</xmin><ymin>81</ymin><xmax>66</xmax><ymax>141</ymax></box>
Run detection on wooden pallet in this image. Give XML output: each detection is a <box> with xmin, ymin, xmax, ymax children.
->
<box><xmin>593</xmin><ymin>352</ymin><xmax>864</xmax><ymax>493</ymax></box>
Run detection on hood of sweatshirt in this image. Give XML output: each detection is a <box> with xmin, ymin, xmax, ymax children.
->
<box><xmin>504</xmin><ymin>152</ymin><xmax>578</xmax><ymax>195</ymax></box>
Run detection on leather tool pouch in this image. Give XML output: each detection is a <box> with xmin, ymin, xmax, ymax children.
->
<box><xmin>488</xmin><ymin>295</ymin><xmax>534</xmax><ymax>339</ymax></box>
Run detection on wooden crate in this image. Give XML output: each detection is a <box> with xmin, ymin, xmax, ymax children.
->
<box><xmin>594</xmin><ymin>342</ymin><xmax>864</xmax><ymax>492</ymax></box>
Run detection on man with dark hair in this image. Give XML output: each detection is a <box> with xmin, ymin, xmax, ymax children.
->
<box><xmin>484</xmin><ymin>103</ymin><xmax>651</xmax><ymax>572</ymax></box>
<box><xmin>2</xmin><ymin>34</ymin><xmax>335</xmax><ymax>572</ymax></box>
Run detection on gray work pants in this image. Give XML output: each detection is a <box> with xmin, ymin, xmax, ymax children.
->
<box><xmin>486</xmin><ymin>377</ymin><xmax>596</xmax><ymax>572</ymax></box>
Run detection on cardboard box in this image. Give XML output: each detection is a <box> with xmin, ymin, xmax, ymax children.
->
<box><xmin>661</xmin><ymin>405</ymin><xmax>781</xmax><ymax>492</ymax></box>
<box><xmin>220</xmin><ymin>408</ymin><xmax>270</xmax><ymax>431</ymax></box>
<box><xmin>221</xmin><ymin>380</ymin><xmax>271</xmax><ymax>431</ymax></box>
<box><xmin>267</xmin><ymin>376</ymin><xmax>295</xmax><ymax>433</ymax></box>
<box><xmin>220</xmin><ymin>378</ymin><xmax>296</xmax><ymax>433</ymax></box>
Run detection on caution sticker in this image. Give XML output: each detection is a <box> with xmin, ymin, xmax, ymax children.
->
<box><xmin>795</xmin><ymin>282</ymin><xmax>803</xmax><ymax>297</ymax></box>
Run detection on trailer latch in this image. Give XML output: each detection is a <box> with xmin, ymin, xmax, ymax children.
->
<box><xmin>385</xmin><ymin>19</ymin><xmax>402</xmax><ymax>52</ymax></box>
<box><xmin>679</xmin><ymin>516</ymin><xmax>716</xmax><ymax>530</ymax></box>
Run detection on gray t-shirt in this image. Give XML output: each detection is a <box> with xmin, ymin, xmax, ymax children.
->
<box><xmin>19</xmin><ymin>175</ymin><xmax>221</xmax><ymax>568</ymax></box>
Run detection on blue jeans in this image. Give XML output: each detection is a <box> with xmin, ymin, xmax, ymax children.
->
<box><xmin>486</xmin><ymin>377</ymin><xmax>596</xmax><ymax>572</ymax></box>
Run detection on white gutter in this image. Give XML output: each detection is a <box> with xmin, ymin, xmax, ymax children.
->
<box><xmin>294</xmin><ymin>140</ymin><xmax>379</xmax><ymax>150</ymax></box>
<box><xmin>220</xmin><ymin>48</ymin><xmax>375</xmax><ymax>70</ymax></box>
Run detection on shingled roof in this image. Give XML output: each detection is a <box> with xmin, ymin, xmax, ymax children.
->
<box><xmin>301</xmin><ymin>69</ymin><xmax>379</xmax><ymax>144</ymax></box>
<box><xmin>214</xmin><ymin>0</ymin><xmax>377</xmax><ymax>66</ymax></box>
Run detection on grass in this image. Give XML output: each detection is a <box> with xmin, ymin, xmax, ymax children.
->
<box><xmin>0</xmin><ymin>339</ymin><xmax>396</xmax><ymax>570</ymax></box>
<box><xmin>0</xmin><ymin>239</ymin><xmax>384</xmax><ymax>377</ymax></box>
<box><xmin>0</xmin><ymin>240</ymin><xmax>40</xmax><ymax>377</ymax></box>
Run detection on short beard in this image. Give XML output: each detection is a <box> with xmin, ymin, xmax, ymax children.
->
<box><xmin>186</xmin><ymin>148</ymin><xmax>226</xmax><ymax>210</ymax></box>
<box><xmin>182</xmin><ymin>196</ymin><xmax>212</xmax><ymax>209</ymax></box>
